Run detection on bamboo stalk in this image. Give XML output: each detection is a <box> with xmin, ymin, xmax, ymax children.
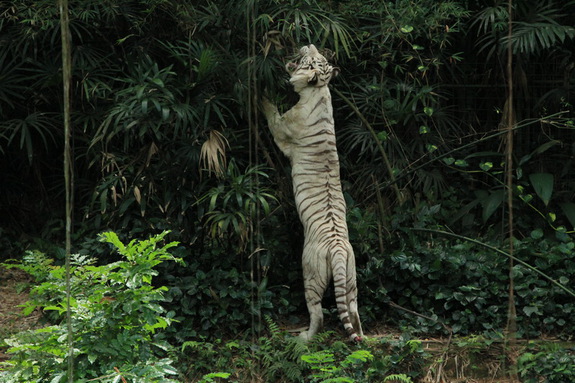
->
<box><xmin>504</xmin><ymin>0</ymin><xmax>518</xmax><ymax>378</ymax></box>
<box><xmin>58</xmin><ymin>0</ymin><xmax>74</xmax><ymax>381</ymax></box>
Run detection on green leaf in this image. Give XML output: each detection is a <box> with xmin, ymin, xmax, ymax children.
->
<box><xmin>301</xmin><ymin>351</ymin><xmax>335</xmax><ymax>365</ymax></box>
<box><xmin>400</xmin><ymin>25</ymin><xmax>414</xmax><ymax>33</ymax></box>
<box><xmin>384</xmin><ymin>374</ymin><xmax>413</xmax><ymax>383</ymax></box>
<box><xmin>443</xmin><ymin>157</ymin><xmax>455</xmax><ymax>165</ymax></box>
<box><xmin>419</xmin><ymin>125</ymin><xmax>429</xmax><ymax>134</ymax></box>
<box><xmin>424</xmin><ymin>106</ymin><xmax>434</xmax><ymax>116</ymax></box>
<box><xmin>44</xmin><ymin>305</ymin><xmax>65</xmax><ymax>313</ymax></box>
<box><xmin>50</xmin><ymin>372</ymin><xmax>66</xmax><ymax>383</ymax></box>
<box><xmin>482</xmin><ymin>189</ymin><xmax>505</xmax><ymax>222</ymax></box>
<box><xmin>523</xmin><ymin>306</ymin><xmax>541</xmax><ymax>317</ymax></box>
<box><xmin>520</xmin><ymin>194</ymin><xmax>533</xmax><ymax>203</ymax></box>
<box><xmin>454</xmin><ymin>159</ymin><xmax>468</xmax><ymax>167</ymax></box>
<box><xmin>529</xmin><ymin>173</ymin><xmax>554</xmax><ymax>206</ymax></box>
<box><xmin>530</xmin><ymin>229</ymin><xmax>543</xmax><ymax>239</ymax></box>
<box><xmin>377</xmin><ymin>131</ymin><xmax>388</xmax><ymax>141</ymax></box>
<box><xmin>151</xmin><ymin>77</ymin><xmax>164</xmax><ymax>87</ymax></box>
<box><xmin>560</xmin><ymin>202</ymin><xmax>575</xmax><ymax>229</ymax></box>
<box><xmin>479</xmin><ymin>162</ymin><xmax>493</xmax><ymax>171</ymax></box>
<box><xmin>548</xmin><ymin>212</ymin><xmax>556</xmax><ymax>222</ymax></box>
<box><xmin>202</xmin><ymin>372</ymin><xmax>231</xmax><ymax>380</ymax></box>
<box><xmin>347</xmin><ymin>349</ymin><xmax>373</xmax><ymax>362</ymax></box>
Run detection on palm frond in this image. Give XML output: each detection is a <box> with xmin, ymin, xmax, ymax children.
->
<box><xmin>0</xmin><ymin>113</ymin><xmax>59</xmax><ymax>163</ymax></box>
<box><xmin>504</xmin><ymin>22</ymin><xmax>575</xmax><ymax>55</ymax></box>
<box><xmin>200</xmin><ymin>130</ymin><xmax>229</xmax><ymax>178</ymax></box>
<box><xmin>268</xmin><ymin>0</ymin><xmax>355</xmax><ymax>58</ymax></box>
<box><xmin>473</xmin><ymin>0</ymin><xmax>575</xmax><ymax>58</ymax></box>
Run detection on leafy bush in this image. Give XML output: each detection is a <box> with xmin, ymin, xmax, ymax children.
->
<box><xmin>301</xmin><ymin>349</ymin><xmax>374</xmax><ymax>382</ymax></box>
<box><xmin>366</xmin><ymin>335</ymin><xmax>429</xmax><ymax>381</ymax></box>
<box><xmin>1</xmin><ymin>231</ymin><xmax>181</xmax><ymax>382</ymax></box>
<box><xmin>159</xmin><ymin>243</ymin><xmax>298</xmax><ymax>342</ymax></box>
<box><xmin>358</xmin><ymin>202</ymin><xmax>575</xmax><ymax>338</ymax></box>
<box><xmin>518</xmin><ymin>343</ymin><xmax>575</xmax><ymax>383</ymax></box>
<box><xmin>178</xmin><ymin>317</ymin><xmax>311</xmax><ymax>382</ymax></box>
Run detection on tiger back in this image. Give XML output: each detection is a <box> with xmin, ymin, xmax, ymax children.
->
<box><xmin>262</xmin><ymin>44</ymin><xmax>363</xmax><ymax>342</ymax></box>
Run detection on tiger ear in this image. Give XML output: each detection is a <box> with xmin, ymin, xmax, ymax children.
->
<box><xmin>332</xmin><ymin>67</ymin><xmax>340</xmax><ymax>78</ymax></box>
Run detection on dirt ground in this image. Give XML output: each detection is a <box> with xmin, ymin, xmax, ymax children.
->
<box><xmin>0</xmin><ymin>266</ymin><xmax>43</xmax><ymax>364</ymax></box>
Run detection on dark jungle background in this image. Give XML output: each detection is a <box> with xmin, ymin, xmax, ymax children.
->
<box><xmin>0</xmin><ymin>0</ymin><xmax>574</xmax><ymax>381</ymax></box>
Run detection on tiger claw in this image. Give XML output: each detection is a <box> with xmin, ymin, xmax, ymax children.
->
<box><xmin>351</xmin><ymin>335</ymin><xmax>362</xmax><ymax>343</ymax></box>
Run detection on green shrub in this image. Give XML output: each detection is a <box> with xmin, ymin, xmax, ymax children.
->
<box><xmin>1</xmin><ymin>231</ymin><xmax>181</xmax><ymax>382</ymax></box>
<box><xmin>159</xmin><ymin>243</ymin><xmax>298</xmax><ymax>342</ymax></box>
<box><xmin>298</xmin><ymin>335</ymin><xmax>427</xmax><ymax>382</ymax></box>
<box><xmin>179</xmin><ymin>316</ymin><xmax>311</xmax><ymax>382</ymax></box>
<box><xmin>178</xmin><ymin>317</ymin><xmax>427</xmax><ymax>383</ymax></box>
<box><xmin>518</xmin><ymin>343</ymin><xmax>575</xmax><ymax>383</ymax></box>
<box><xmin>358</xmin><ymin>202</ymin><xmax>575</xmax><ymax>338</ymax></box>
<box><xmin>301</xmin><ymin>349</ymin><xmax>374</xmax><ymax>382</ymax></box>
<box><xmin>366</xmin><ymin>335</ymin><xmax>429</xmax><ymax>381</ymax></box>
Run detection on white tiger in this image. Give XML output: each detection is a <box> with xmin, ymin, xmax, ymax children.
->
<box><xmin>262</xmin><ymin>44</ymin><xmax>363</xmax><ymax>342</ymax></box>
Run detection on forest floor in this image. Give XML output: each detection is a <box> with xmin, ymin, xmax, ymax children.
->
<box><xmin>0</xmin><ymin>266</ymin><xmax>43</xmax><ymax>364</ymax></box>
<box><xmin>0</xmin><ymin>265</ymin><xmax>531</xmax><ymax>382</ymax></box>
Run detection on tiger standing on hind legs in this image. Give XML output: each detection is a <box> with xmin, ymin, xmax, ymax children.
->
<box><xmin>261</xmin><ymin>44</ymin><xmax>363</xmax><ymax>343</ymax></box>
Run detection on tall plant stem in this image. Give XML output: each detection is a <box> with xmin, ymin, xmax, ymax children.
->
<box><xmin>504</xmin><ymin>0</ymin><xmax>518</xmax><ymax>373</ymax></box>
<box><xmin>246</xmin><ymin>0</ymin><xmax>262</xmax><ymax>345</ymax></box>
<box><xmin>332</xmin><ymin>87</ymin><xmax>403</xmax><ymax>204</ymax></box>
<box><xmin>59</xmin><ymin>0</ymin><xmax>74</xmax><ymax>381</ymax></box>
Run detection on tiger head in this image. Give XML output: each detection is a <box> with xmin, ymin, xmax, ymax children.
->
<box><xmin>286</xmin><ymin>44</ymin><xmax>339</xmax><ymax>93</ymax></box>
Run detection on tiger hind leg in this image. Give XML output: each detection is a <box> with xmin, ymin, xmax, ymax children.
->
<box><xmin>299</xmin><ymin>267</ymin><xmax>329</xmax><ymax>342</ymax></box>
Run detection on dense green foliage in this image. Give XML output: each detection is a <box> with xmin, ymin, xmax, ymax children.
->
<box><xmin>179</xmin><ymin>316</ymin><xmax>428</xmax><ymax>382</ymax></box>
<box><xmin>1</xmin><ymin>231</ymin><xmax>574</xmax><ymax>382</ymax></box>
<box><xmin>359</xmin><ymin>223</ymin><xmax>575</xmax><ymax>337</ymax></box>
<box><xmin>1</xmin><ymin>232</ymin><xmax>181</xmax><ymax>382</ymax></box>
<box><xmin>1</xmin><ymin>0</ymin><xmax>575</xmax><ymax>380</ymax></box>
<box><xmin>518</xmin><ymin>343</ymin><xmax>575</xmax><ymax>383</ymax></box>
<box><xmin>0</xmin><ymin>232</ymin><xmax>428</xmax><ymax>382</ymax></box>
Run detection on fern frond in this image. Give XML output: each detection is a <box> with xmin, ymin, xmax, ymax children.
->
<box><xmin>384</xmin><ymin>373</ymin><xmax>413</xmax><ymax>383</ymax></box>
<box><xmin>288</xmin><ymin>338</ymin><xmax>311</xmax><ymax>364</ymax></box>
<box><xmin>311</xmin><ymin>330</ymin><xmax>335</xmax><ymax>344</ymax></box>
<box><xmin>264</xmin><ymin>315</ymin><xmax>281</xmax><ymax>338</ymax></box>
